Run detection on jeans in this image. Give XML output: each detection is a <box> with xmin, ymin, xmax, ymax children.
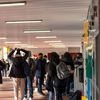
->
<box><xmin>24</xmin><ymin>76</ymin><xmax>33</xmax><ymax>98</ymax></box>
<box><xmin>48</xmin><ymin>91</ymin><xmax>54</xmax><ymax>100</ymax></box>
<box><xmin>37</xmin><ymin>77</ymin><xmax>44</xmax><ymax>93</ymax></box>
<box><xmin>66</xmin><ymin>77</ymin><xmax>74</xmax><ymax>94</ymax></box>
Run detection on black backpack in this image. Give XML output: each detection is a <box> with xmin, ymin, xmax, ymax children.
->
<box><xmin>56</xmin><ymin>61</ymin><xmax>70</xmax><ymax>80</ymax></box>
<box><xmin>70</xmin><ymin>90</ymin><xmax>81</xmax><ymax>100</ymax></box>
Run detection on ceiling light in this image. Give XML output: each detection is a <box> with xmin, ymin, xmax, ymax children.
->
<box><xmin>0</xmin><ymin>1</ymin><xmax>26</xmax><ymax>7</ymax></box>
<box><xmin>15</xmin><ymin>44</ymin><xmax>38</xmax><ymax>48</ymax></box>
<box><xmin>6</xmin><ymin>20</ymin><xmax>43</xmax><ymax>24</ymax></box>
<box><xmin>0</xmin><ymin>37</ymin><xmax>7</xmax><ymax>39</ymax></box>
<box><xmin>35</xmin><ymin>36</ymin><xmax>56</xmax><ymax>39</ymax></box>
<box><xmin>53</xmin><ymin>46</ymin><xmax>66</xmax><ymax>48</ymax></box>
<box><xmin>49</xmin><ymin>43</ymin><xmax>66</xmax><ymax>48</ymax></box>
<box><xmin>26</xmin><ymin>46</ymin><xmax>38</xmax><ymax>49</ymax></box>
<box><xmin>49</xmin><ymin>43</ymin><xmax>65</xmax><ymax>45</ymax></box>
<box><xmin>24</xmin><ymin>30</ymin><xmax>51</xmax><ymax>33</ymax></box>
<box><xmin>5</xmin><ymin>41</ymin><xmax>21</xmax><ymax>44</ymax></box>
<box><xmin>15</xmin><ymin>43</ymin><xmax>28</xmax><ymax>46</ymax></box>
<box><xmin>44</xmin><ymin>40</ymin><xmax>62</xmax><ymax>43</ymax></box>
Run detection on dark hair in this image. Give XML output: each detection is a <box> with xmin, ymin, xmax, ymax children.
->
<box><xmin>50</xmin><ymin>52</ymin><xmax>59</xmax><ymax>64</ymax></box>
<box><xmin>44</xmin><ymin>55</ymin><xmax>47</xmax><ymax>58</ymax></box>
<box><xmin>38</xmin><ymin>53</ymin><xmax>43</xmax><ymax>56</ymax></box>
<box><xmin>62</xmin><ymin>52</ymin><xmax>74</xmax><ymax>70</ymax></box>
<box><xmin>48</xmin><ymin>52</ymin><xmax>59</xmax><ymax>77</ymax></box>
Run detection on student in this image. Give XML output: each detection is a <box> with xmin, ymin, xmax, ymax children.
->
<box><xmin>46</xmin><ymin>52</ymin><xmax>66</xmax><ymax>100</ymax></box>
<box><xmin>23</xmin><ymin>51</ymin><xmax>36</xmax><ymax>100</ymax></box>
<box><xmin>35</xmin><ymin>53</ymin><xmax>46</xmax><ymax>95</ymax></box>
<box><xmin>0</xmin><ymin>60</ymin><xmax>6</xmax><ymax>84</ymax></box>
<box><xmin>62</xmin><ymin>52</ymin><xmax>75</xmax><ymax>95</ymax></box>
<box><xmin>8</xmin><ymin>48</ymin><xmax>29</xmax><ymax>100</ymax></box>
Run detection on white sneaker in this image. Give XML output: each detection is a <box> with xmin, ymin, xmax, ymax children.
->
<box><xmin>23</xmin><ymin>97</ymin><xmax>27</xmax><ymax>100</ymax></box>
<box><xmin>34</xmin><ymin>88</ymin><xmax>38</xmax><ymax>92</ymax></box>
<box><xmin>29</xmin><ymin>97</ymin><xmax>33</xmax><ymax>100</ymax></box>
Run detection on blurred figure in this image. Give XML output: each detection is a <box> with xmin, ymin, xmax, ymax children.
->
<box><xmin>5</xmin><ymin>59</ymin><xmax>10</xmax><ymax>71</ymax></box>
<box><xmin>46</xmin><ymin>52</ymin><xmax>66</xmax><ymax>100</ymax></box>
<box><xmin>35</xmin><ymin>53</ymin><xmax>46</xmax><ymax>95</ymax></box>
<box><xmin>74</xmin><ymin>53</ymin><xmax>83</xmax><ymax>66</ymax></box>
<box><xmin>1</xmin><ymin>59</ymin><xmax>6</xmax><ymax>77</ymax></box>
<box><xmin>24</xmin><ymin>51</ymin><xmax>36</xmax><ymax>100</ymax></box>
<box><xmin>62</xmin><ymin>52</ymin><xmax>74</xmax><ymax>95</ymax></box>
<box><xmin>8</xmin><ymin>48</ymin><xmax>29</xmax><ymax>100</ymax></box>
<box><xmin>0</xmin><ymin>60</ymin><xmax>6</xmax><ymax>84</ymax></box>
<box><xmin>5</xmin><ymin>59</ymin><xmax>10</xmax><ymax>76</ymax></box>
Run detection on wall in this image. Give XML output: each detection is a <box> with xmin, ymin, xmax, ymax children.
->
<box><xmin>96</xmin><ymin>0</ymin><xmax>100</xmax><ymax>99</ymax></box>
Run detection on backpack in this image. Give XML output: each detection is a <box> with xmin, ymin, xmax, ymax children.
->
<box><xmin>56</xmin><ymin>61</ymin><xmax>70</xmax><ymax>80</ymax></box>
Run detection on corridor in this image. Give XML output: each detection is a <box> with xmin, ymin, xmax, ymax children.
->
<box><xmin>0</xmin><ymin>77</ymin><xmax>47</xmax><ymax>100</ymax></box>
<box><xmin>0</xmin><ymin>77</ymin><xmax>69</xmax><ymax>100</ymax></box>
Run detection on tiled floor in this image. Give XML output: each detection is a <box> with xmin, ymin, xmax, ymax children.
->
<box><xmin>0</xmin><ymin>77</ymin><xmax>69</xmax><ymax>100</ymax></box>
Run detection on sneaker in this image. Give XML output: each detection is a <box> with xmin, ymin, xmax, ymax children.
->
<box><xmin>23</xmin><ymin>97</ymin><xmax>27</xmax><ymax>100</ymax></box>
<box><xmin>29</xmin><ymin>97</ymin><xmax>33</xmax><ymax>100</ymax></box>
<box><xmin>34</xmin><ymin>88</ymin><xmax>38</xmax><ymax>92</ymax></box>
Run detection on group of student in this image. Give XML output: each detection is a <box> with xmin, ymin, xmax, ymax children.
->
<box><xmin>0</xmin><ymin>48</ymin><xmax>77</xmax><ymax>100</ymax></box>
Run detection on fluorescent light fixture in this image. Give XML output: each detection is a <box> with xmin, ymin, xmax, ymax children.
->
<box><xmin>44</xmin><ymin>40</ymin><xmax>62</xmax><ymax>43</ymax></box>
<box><xmin>15</xmin><ymin>44</ymin><xmax>38</xmax><ymax>48</ymax></box>
<box><xmin>53</xmin><ymin>46</ymin><xmax>66</xmax><ymax>48</ymax></box>
<box><xmin>6</xmin><ymin>20</ymin><xmax>43</xmax><ymax>24</ymax></box>
<box><xmin>26</xmin><ymin>46</ymin><xmax>38</xmax><ymax>49</ymax></box>
<box><xmin>49</xmin><ymin>43</ymin><xmax>65</xmax><ymax>45</ymax></box>
<box><xmin>0</xmin><ymin>37</ymin><xmax>7</xmax><ymax>39</ymax></box>
<box><xmin>24</xmin><ymin>30</ymin><xmax>51</xmax><ymax>33</ymax></box>
<box><xmin>15</xmin><ymin>43</ymin><xmax>28</xmax><ymax>46</ymax></box>
<box><xmin>0</xmin><ymin>1</ymin><xmax>26</xmax><ymax>7</ymax></box>
<box><xmin>49</xmin><ymin>43</ymin><xmax>66</xmax><ymax>48</ymax></box>
<box><xmin>35</xmin><ymin>36</ymin><xmax>56</xmax><ymax>39</ymax></box>
<box><xmin>5</xmin><ymin>41</ymin><xmax>21</xmax><ymax>44</ymax></box>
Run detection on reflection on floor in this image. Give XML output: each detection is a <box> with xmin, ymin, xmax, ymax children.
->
<box><xmin>0</xmin><ymin>77</ymin><xmax>69</xmax><ymax>100</ymax></box>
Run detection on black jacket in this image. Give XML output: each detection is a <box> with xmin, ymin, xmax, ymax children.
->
<box><xmin>46</xmin><ymin>62</ymin><xmax>66</xmax><ymax>93</ymax></box>
<box><xmin>35</xmin><ymin>58</ymin><xmax>46</xmax><ymax>78</ymax></box>
<box><xmin>8</xmin><ymin>49</ymin><xmax>29</xmax><ymax>78</ymax></box>
<box><xmin>0</xmin><ymin>60</ymin><xmax>6</xmax><ymax>84</ymax></box>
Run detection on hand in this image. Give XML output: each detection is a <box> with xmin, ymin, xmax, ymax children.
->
<box><xmin>15</xmin><ymin>48</ymin><xmax>17</xmax><ymax>50</ymax></box>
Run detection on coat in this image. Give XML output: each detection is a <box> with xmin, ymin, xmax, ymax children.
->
<box><xmin>0</xmin><ymin>60</ymin><xmax>6</xmax><ymax>84</ymax></box>
<box><xmin>8</xmin><ymin>49</ymin><xmax>29</xmax><ymax>78</ymax></box>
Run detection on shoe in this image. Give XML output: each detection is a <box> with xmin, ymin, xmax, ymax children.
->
<box><xmin>29</xmin><ymin>97</ymin><xmax>33</xmax><ymax>100</ymax></box>
<box><xmin>23</xmin><ymin>97</ymin><xmax>27</xmax><ymax>100</ymax></box>
<box><xmin>34</xmin><ymin>88</ymin><xmax>38</xmax><ymax>92</ymax></box>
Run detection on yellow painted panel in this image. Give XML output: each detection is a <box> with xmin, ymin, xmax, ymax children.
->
<box><xmin>81</xmin><ymin>96</ymin><xmax>88</xmax><ymax>100</ymax></box>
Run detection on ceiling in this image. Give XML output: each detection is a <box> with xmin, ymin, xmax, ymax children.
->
<box><xmin>0</xmin><ymin>0</ymin><xmax>90</xmax><ymax>54</ymax></box>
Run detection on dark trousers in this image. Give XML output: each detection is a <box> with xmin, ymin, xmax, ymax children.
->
<box><xmin>54</xmin><ymin>88</ymin><xmax>63</xmax><ymax>100</ymax></box>
<box><xmin>66</xmin><ymin>76</ymin><xmax>74</xmax><ymax>94</ymax></box>
<box><xmin>37</xmin><ymin>76</ymin><xmax>44</xmax><ymax>93</ymax></box>
<box><xmin>24</xmin><ymin>76</ymin><xmax>33</xmax><ymax>98</ymax></box>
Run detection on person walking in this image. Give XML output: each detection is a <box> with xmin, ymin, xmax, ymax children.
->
<box><xmin>0</xmin><ymin>60</ymin><xmax>6</xmax><ymax>84</ymax></box>
<box><xmin>35</xmin><ymin>53</ymin><xmax>46</xmax><ymax>95</ymax></box>
<box><xmin>8</xmin><ymin>48</ymin><xmax>29</xmax><ymax>100</ymax></box>
<box><xmin>62</xmin><ymin>52</ymin><xmax>75</xmax><ymax>95</ymax></box>
<box><xmin>23</xmin><ymin>51</ymin><xmax>36</xmax><ymax>100</ymax></box>
<box><xmin>46</xmin><ymin>52</ymin><xmax>66</xmax><ymax>100</ymax></box>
